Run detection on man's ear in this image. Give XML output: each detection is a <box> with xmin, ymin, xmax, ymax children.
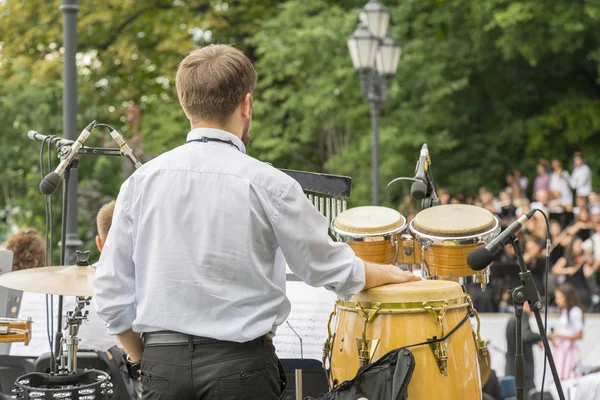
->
<box><xmin>241</xmin><ymin>93</ymin><xmax>252</xmax><ymax>119</ymax></box>
<box><xmin>96</xmin><ymin>235</ymin><xmax>104</xmax><ymax>252</ymax></box>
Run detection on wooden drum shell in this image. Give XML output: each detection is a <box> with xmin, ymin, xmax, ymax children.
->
<box><xmin>344</xmin><ymin>233</ymin><xmax>402</xmax><ymax>265</ymax></box>
<box><xmin>424</xmin><ymin>242</ymin><xmax>485</xmax><ymax>278</ymax></box>
<box><xmin>329</xmin><ymin>281</ymin><xmax>482</xmax><ymax>400</ymax></box>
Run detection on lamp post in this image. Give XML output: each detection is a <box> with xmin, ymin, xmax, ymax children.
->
<box><xmin>347</xmin><ymin>0</ymin><xmax>402</xmax><ymax>206</ymax></box>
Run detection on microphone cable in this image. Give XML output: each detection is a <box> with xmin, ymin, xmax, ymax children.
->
<box><xmin>532</xmin><ymin>208</ymin><xmax>551</xmax><ymax>399</ymax></box>
<box><xmin>39</xmin><ymin>134</ymin><xmax>56</xmax><ymax>372</ymax></box>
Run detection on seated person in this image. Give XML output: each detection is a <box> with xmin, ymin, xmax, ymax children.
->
<box><xmin>9</xmin><ymin>229</ymin><xmax>54</xmax><ymax>357</ymax></box>
<box><xmin>63</xmin><ymin>201</ymin><xmax>120</xmax><ymax>351</ymax></box>
<box><xmin>64</xmin><ymin>201</ymin><xmax>140</xmax><ymax>399</ymax></box>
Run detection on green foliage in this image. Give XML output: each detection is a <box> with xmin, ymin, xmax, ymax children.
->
<box><xmin>1</xmin><ymin>0</ymin><xmax>600</xmax><ymax>258</ymax></box>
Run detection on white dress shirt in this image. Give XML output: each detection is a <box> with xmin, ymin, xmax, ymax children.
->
<box><xmin>570</xmin><ymin>164</ymin><xmax>592</xmax><ymax>197</ymax></box>
<box><xmin>550</xmin><ymin>171</ymin><xmax>573</xmax><ymax>206</ymax></box>
<box><xmin>93</xmin><ymin>128</ymin><xmax>365</xmax><ymax>342</ymax></box>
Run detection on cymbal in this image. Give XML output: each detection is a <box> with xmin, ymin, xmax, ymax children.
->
<box><xmin>0</xmin><ymin>265</ymin><xmax>95</xmax><ymax>297</ymax></box>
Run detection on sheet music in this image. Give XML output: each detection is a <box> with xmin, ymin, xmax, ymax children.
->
<box><xmin>273</xmin><ymin>280</ymin><xmax>338</xmax><ymax>360</ymax></box>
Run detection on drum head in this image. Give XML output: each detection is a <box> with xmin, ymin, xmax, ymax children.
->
<box><xmin>351</xmin><ymin>280</ymin><xmax>464</xmax><ymax>303</ymax></box>
<box><xmin>333</xmin><ymin>206</ymin><xmax>406</xmax><ymax>235</ymax></box>
<box><xmin>412</xmin><ymin>204</ymin><xmax>496</xmax><ymax>237</ymax></box>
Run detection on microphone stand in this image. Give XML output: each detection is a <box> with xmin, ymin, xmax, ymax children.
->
<box><xmin>421</xmin><ymin>165</ymin><xmax>440</xmax><ymax>210</ymax></box>
<box><xmin>53</xmin><ymin>157</ymin><xmax>77</xmax><ymax>366</ymax></box>
<box><xmin>509</xmin><ymin>236</ymin><xmax>565</xmax><ymax>400</ymax></box>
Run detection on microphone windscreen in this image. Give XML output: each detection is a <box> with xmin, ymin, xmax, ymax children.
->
<box><xmin>411</xmin><ymin>180</ymin><xmax>427</xmax><ymax>200</ymax></box>
<box><xmin>467</xmin><ymin>247</ymin><xmax>494</xmax><ymax>271</ymax></box>
<box><xmin>39</xmin><ymin>172</ymin><xmax>61</xmax><ymax>195</ymax></box>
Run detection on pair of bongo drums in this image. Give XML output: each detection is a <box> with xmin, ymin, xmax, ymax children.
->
<box><xmin>325</xmin><ymin>205</ymin><xmax>499</xmax><ymax>399</ymax></box>
<box><xmin>331</xmin><ymin>204</ymin><xmax>499</xmax><ymax>286</ymax></box>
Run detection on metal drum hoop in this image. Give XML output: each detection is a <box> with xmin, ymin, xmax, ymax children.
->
<box><xmin>13</xmin><ymin>369</ymin><xmax>113</xmax><ymax>400</ymax></box>
<box><xmin>409</xmin><ymin>216</ymin><xmax>500</xmax><ymax>249</ymax></box>
<box><xmin>331</xmin><ymin>219</ymin><xmax>408</xmax><ymax>242</ymax></box>
<box><xmin>428</xmin><ymin>273</ymin><xmax>490</xmax><ymax>285</ymax></box>
<box><xmin>336</xmin><ymin>296</ymin><xmax>469</xmax><ymax>314</ymax></box>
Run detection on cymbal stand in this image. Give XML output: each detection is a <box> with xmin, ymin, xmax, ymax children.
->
<box><xmin>57</xmin><ymin>296</ymin><xmax>89</xmax><ymax>374</ymax></box>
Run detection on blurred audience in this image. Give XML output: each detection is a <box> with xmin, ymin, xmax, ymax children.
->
<box><xmin>436</xmin><ymin>151</ymin><xmax>598</xmax><ymax>312</ymax></box>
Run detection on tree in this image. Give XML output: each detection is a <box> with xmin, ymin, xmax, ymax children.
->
<box><xmin>1</xmin><ymin>0</ymin><xmax>599</xmax><ymax>258</ymax></box>
<box><xmin>251</xmin><ymin>0</ymin><xmax>600</xmax><ymax>209</ymax></box>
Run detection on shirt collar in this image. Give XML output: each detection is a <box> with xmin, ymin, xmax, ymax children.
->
<box><xmin>186</xmin><ymin>128</ymin><xmax>246</xmax><ymax>154</ymax></box>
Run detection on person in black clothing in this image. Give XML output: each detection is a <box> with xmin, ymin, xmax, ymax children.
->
<box><xmin>550</xmin><ymin>220</ymin><xmax>567</xmax><ymax>265</ymax></box>
<box><xmin>505</xmin><ymin>302</ymin><xmax>542</xmax><ymax>399</ymax></box>
<box><xmin>552</xmin><ymin>236</ymin><xmax>591</xmax><ymax>307</ymax></box>
<box><xmin>524</xmin><ymin>236</ymin><xmax>547</xmax><ymax>297</ymax></box>
<box><xmin>482</xmin><ymin>368</ymin><xmax>502</xmax><ymax>400</ymax></box>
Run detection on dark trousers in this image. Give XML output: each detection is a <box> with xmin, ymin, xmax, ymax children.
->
<box><xmin>140</xmin><ymin>334</ymin><xmax>286</xmax><ymax>400</ymax></box>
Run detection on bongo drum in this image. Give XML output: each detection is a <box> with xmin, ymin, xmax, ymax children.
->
<box><xmin>410</xmin><ymin>204</ymin><xmax>500</xmax><ymax>288</ymax></box>
<box><xmin>324</xmin><ymin>280</ymin><xmax>486</xmax><ymax>399</ymax></box>
<box><xmin>332</xmin><ymin>206</ymin><xmax>407</xmax><ymax>265</ymax></box>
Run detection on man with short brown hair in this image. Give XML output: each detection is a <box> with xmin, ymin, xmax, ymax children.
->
<box><xmin>94</xmin><ymin>44</ymin><xmax>418</xmax><ymax>400</ymax></box>
<box><xmin>95</xmin><ymin>200</ymin><xmax>115</xmax><ymax>250</ymax></box>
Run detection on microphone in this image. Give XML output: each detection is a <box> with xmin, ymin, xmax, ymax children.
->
<box><xmin>39</xmin><ymin>121</ymin><xmax>96</xmax><ymax>195</ymax></box>
<box><xmin>467</xmin><ymin>208</ymin><xmax>537</xmax><ymax>271</ymax></box>
<box><xmin>27</xmin><ymin>130</ymin><xmax>74</xmax><ymax>148</ymax></box>
<box><xmin>107</xmin><ymin>127</ymin><xmax>142</xmax><ymax>169</ymax></box>
<box><xmin>411</xmin><ymin>144</ymin><xmax>428</xmax><ymax>200</ymax></box>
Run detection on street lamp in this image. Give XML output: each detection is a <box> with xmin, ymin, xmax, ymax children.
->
<box><xmin>347</xmin><ymin>0</ymin><xmax>401</xmax><ymax>206</ymax></box>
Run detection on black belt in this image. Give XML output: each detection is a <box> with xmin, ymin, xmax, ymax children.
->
<box><xmin>143</xmin><ymin>331</ymin><xmax>273</xmax><ymax>346</ymax></box>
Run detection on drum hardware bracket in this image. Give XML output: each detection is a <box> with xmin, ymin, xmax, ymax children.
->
<box><xmin>392</xmin><ymin>238</ymin><xmax>400</xmax><ymax>265</ymax></box>
<box><xmin>467</xmin><ymin>295</ymin><xmax>491</xmax><ymax>384</ymax></box>
<box><xmin>424</xmin><ymin>300</ymin><xmax>449</xmax><ymax>375</ymax></box>
<box><xmin>324</xmin><ymin>302</ymin><xmax>339</xmax><ymax>390</ymax></box>
<box><xmin>427</xmin><ymin>337</ymin><xmax>449</xmax><ymax>376</ymax></box>
<box><xmin>354</xmin><ymin>302</ymin><xmax>381</xmax><ymax>367</ymax></box>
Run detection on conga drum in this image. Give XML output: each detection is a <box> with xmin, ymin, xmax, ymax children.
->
<box><xmin>325</xmin><ymin>280</ymin><xmax>484</xmax><ymax>399</ymax></box>
<box><xmin>410</xmin><ymin>204</ymin><xmax>500</xmax><ymax>288</ymax></box>
<box><xmin>332</xmin><ymin>206</ymin><xmax>407</xmax><ymax>264</ymax></box>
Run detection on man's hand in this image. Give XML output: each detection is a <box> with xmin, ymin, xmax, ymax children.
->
<box><xmin>124</xmin><ymin>354</ymin><xmax>142</xmax><ymax>380</ymax></box>
<box><xmin>116</xmin><ymin>328</ymin><xmax>143</xmax><ymax>363</ymax></box>
<box><xmin>363</xmin><ymin>261</ymin><xmax>421</xmax><ymax>291</ymax></box>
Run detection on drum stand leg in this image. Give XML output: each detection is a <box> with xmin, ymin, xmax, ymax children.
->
<box><xmin>509</xmin><ymin>236</ymin><xmax>565</xmax><ymax>400</ymax></box>
<box><xmin>294</xmin><ymin>369</ymin><xmax>303</xmax><ymax>400</ymax></box>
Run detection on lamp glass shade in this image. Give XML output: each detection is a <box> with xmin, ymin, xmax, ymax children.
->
<box><xmin>362</xmin><ymin>0</ymin><xmax>390</xmax><ymax>40</ymax></box>
<box><xmin>375</xmin><ymin>35</ymin><xmax>402</xmax><ymax>76</ymax></box>
<box><xmin>347</xmin><ymin>24</ymin><xmax>380</xmax><ymax>70</ymax></box>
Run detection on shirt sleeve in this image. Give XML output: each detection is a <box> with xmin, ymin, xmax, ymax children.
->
<box><xmin>569</xmin><ymin>307</ymin><xmax>584</xmax><ymax>333</ymax></box>
<box><xmin>269</xmin><ymin>182</ymin><xmax>365</xmax><ymax>300</ymax></box>
<box><xmin>92</xmin><ymin>180</ymin><xmax>136</xmax><ymax>335</ymax></box>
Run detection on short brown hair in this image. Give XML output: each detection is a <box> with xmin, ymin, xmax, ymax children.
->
<box><xmin>176</xmin><ymin>44</ymin><xmax>257</xmax><ymax>123</ymax></box>
<box><xmin>97</xmin><ymin>201</ymin><xmax>116</xmax><ymax>241</ymax></box>
<box><xmin>6</xmin><ymin>229</ymin><xmax>45</xmax><ymax>271</ymax></box>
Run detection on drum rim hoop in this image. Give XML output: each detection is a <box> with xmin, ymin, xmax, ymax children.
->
<box><xmin>332</xmin><ymin>222</ymin><xmax>407</xmax><ymax>240</ymax></box>
<box><xmin>410</xmin><ymin>205</ymin><xmax>497</xmax><ymax>236</ymax></box>
<box><xmin>336</xmin><ymin>296</ymin><xmax>468</xmax><ymax>312</ymax></box>
<box><xmin>409</xmin><ymin>216</ymin><xmax>500</xmax><ymax>242</ymax></box>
